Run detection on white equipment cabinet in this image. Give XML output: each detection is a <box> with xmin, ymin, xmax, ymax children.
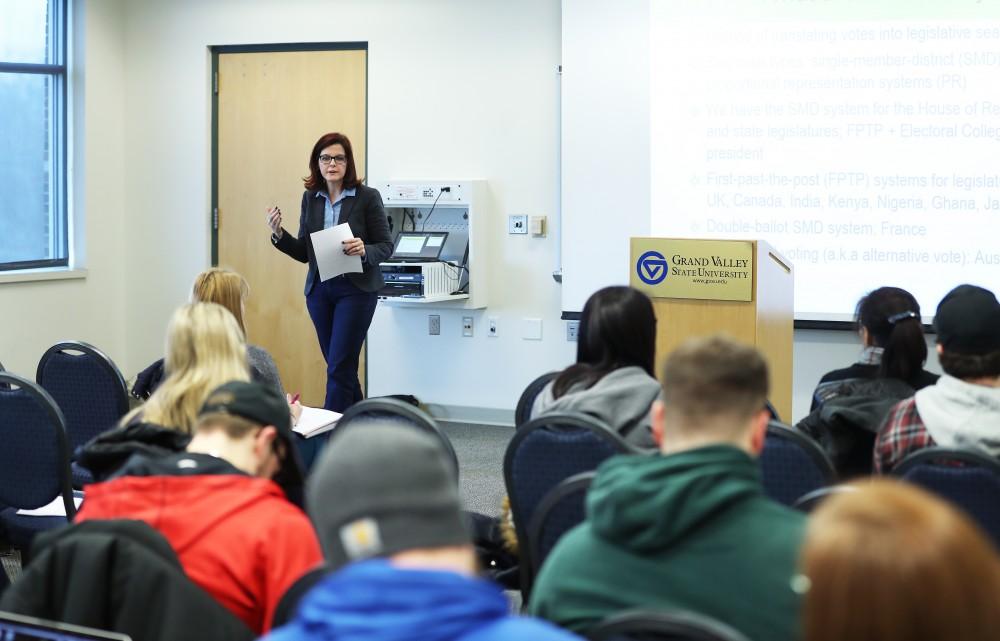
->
<box><xmin>378</xmin><ymin>180</ymin><xmax>490</xmax><ymax>309</ymax></box>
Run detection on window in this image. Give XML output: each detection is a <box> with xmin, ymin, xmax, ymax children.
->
<box><xmin>0</xmin><ymin>0</ymin><xmax>68</xmax><ymax>271</ymax></box>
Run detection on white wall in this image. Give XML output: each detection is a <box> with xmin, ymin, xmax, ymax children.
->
<box><xmin>1</xmin><ymin>0</ymin><xmax>932</xmax><ymax>425</ymax></box>
<box><xmin>116</xmin><ymin>0</ymin><xmax>575</xmax><ymax>420</ymax></box>
<box><xmin>0</xmin><ymin>0</ymin><xmax>128</xmax><ymax>379</ymax></box>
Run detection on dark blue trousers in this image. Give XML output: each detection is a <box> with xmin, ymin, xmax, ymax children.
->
<box><xmin>305</xmin><ymin>276</ymin><xmax>378</xmax><ymax>412</ymax></box>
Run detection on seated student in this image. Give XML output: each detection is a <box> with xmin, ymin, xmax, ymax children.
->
<box><xmin>799</xmin><ymin>287</ymin><xmax>938</xmax><ymax>476</ymax></box>
<box><xmin>78</xmin><ymin>302</ymin><xmax>251</xmax><ymax>480</ymax></box>
<box><xmin>800</xmin><ymin>480</ymin><xmax>1000</xmax><ymax>641</ymax></box>
<box><xmin>874</xmin><ymin>284</ymin><xmax>1000</xmax><ymax>473</ymax></box>
<box><xmin>265</xmin><ymin>424</ymin><xmax>581</xmax><ymax>641</ymax></box>
<box><xmin>532</xmin><ymin>286</ymin><xmax>660</xmax><ymax>447</ymax></box>
<box><xmin>133</xmin><ymin>268</ymin><xmax>287</xmax><ymax>401</ymax></box>
<box><xmin>529</xmin><ymin>335</ymin><xmax>805</xmax><ymax>641</ymax></box>
<box><xmin>75</xmin><ymin>380</ymin><xmax>322</xmax><ymax>635</ymax></box>
<box><xmin>810</xmin><ymin>286</ymin><xmax>938</xmax><ymax>411</ymax></box>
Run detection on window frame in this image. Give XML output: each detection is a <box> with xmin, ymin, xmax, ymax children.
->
<box><xmin>0</xmin><ymin>0</ymin><xmax>69</xmax><ymax>272</ymax></box>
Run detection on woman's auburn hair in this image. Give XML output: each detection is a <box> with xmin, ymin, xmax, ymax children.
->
<box><xmin>303</xmin><ymin>132</ymin><xmax>362</xmax><ymax>192</ymax></box>
<box><xmin>122</xmin><ymin>302</ymin><xmax>250</xmax><ymax>434</ymax></box>
<box><xmin>191</xmin><ymin>267</ymin><xmax>249</xmax><ymax>337</ymax></box>
<box><xmin>801</xmin><ymin>480</ymin><xmax>1000</xmax><ymax>641</ymax></box>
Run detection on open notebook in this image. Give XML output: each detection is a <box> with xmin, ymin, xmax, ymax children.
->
<box><xmin>16</xmin><ymin>491</ymin><xmax>85</xmax><ymax>518</ymax></box>
<box><xmin>293</xmin><ymin>406</ymin><xmax>341</xmax><ymax>438</ymax></box>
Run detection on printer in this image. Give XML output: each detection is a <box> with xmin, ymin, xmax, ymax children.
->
<box><xmin>379</xmin><ymin>261</ymin><xmax>461</xmax><ymax>299</ymax></box>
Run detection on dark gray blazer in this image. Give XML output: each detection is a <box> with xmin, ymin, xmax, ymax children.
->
<box><xmin>272</xmin><ymin>184</ymin><xmax>393</xmax><ymax>295</ymax></box>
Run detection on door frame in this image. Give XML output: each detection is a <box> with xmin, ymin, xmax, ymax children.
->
<box><xmin>209</xmin><ymin>41</ymin><xmax>369</xmax><ymax>264</ymax></box>
<box><xmin>208</xmin><ymin>42</ymin><xmax>370</xmax><ymax>395</ymax></box>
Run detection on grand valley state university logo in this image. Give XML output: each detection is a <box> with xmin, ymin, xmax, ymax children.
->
<box><xmin>637</xmin><ymin>250</ymin><xmax>669</xmax><ymax>285</ymax></box>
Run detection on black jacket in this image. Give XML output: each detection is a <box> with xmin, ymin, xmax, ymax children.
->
<box><xmin>76</xmin><ymin>420</ymin><xmax>190</xmax><ymax>482</ymax></box>
<box><xmin>811</xmin><ymin>363</ymin><xmax>938</xmax><ymax>411</ymax></box>
<box><xmin>0</xmin><ymin>519</ymin><xmax>253</xmax><ymax>641</ymax></box>
<box><xmin>797</xmin><ymin>378</ymin><xmax>916</xmax><ymax>478</ymax></box>
<box><xmin>273</xmin><ymin>184</ymin><xmax>393</xmax><ymax>294</ymax></box>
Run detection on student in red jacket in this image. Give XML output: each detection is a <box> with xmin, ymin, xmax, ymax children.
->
<box><xmin>76</xmin><ymin>381</ymin><xmax>323</xmax><ymax>634</ymax></box>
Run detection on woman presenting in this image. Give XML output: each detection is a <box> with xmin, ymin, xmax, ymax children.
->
<box><xmin>267</xmin><ymin>132</ymin><xmax>392</xmax><ymax>412</ymax></box>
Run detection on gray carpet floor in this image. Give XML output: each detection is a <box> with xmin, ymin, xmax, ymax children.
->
<box><xmin>440</xmin><ymin>422</ymin><xmax>514</xmax><ymax>517</ymax></box>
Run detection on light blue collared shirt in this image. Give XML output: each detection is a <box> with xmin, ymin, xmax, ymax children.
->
<box><xmin>315</xmin><ymin>187</ymin><xmax>356</xmax><ymax>229</ymax></box>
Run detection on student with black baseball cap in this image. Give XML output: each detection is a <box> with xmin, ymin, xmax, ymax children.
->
<box><xmin>874</xmin><ymin>284</ymin><xmax>1000</xmax><ymax>472</ymax></box>
<box><xmin>76</xmin><ymin>381</ymin><xmax>323</xmax><ymax>635</ymax></box>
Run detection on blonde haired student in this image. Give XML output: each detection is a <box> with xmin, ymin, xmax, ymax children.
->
<box><xmin>79</xmin><ymin>302</ymin><xmax>250</xmax><ymax>481</ymax></box>
<box><xmin>191</xmin><ymin>267</ymin><xmax>285</xmax><ymax>398</ymax></box>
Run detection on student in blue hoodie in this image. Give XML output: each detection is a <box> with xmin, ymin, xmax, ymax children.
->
<box><xmin>263</xmin><ymin>423</ymin><xmax>580</xmax><ymax>641</ymax></box>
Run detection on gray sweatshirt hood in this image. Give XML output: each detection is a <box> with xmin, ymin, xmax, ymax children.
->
<box><xmin>532</xmin><ymin>366</ymin><xmax>662</xmax><ymax>447</ymax></box>
<box><xmin>915</xmin><ymin>375</ymin><xmax>1000</xmax><ymax>455</ymax></box>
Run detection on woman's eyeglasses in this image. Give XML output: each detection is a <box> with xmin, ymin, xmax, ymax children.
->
<box><xmin>318</xmin><ymin>154</ymin><xmax>347</xmax><ymax>166</ymax></box>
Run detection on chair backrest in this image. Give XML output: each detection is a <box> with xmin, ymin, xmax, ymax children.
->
<box><xmin>1</xmin><ymin>519</ymin><xmax>253</xmax><ymax>641</ymax></box>
<box><xmin>0</xmin><ymin>359</ymin><xmax>8</xmax><ymax>390</ymax></box>
<box><xmin>892</xmin><ymin>447</ymin><xmax>1000</xmax><ymax>548</ymax></box>
<box><xmin>764</xmin><ymin>400</ymin><xmax>780</xmax><ymax>422</ymax></box>
<box><xmin>504</xmin><ymin>412</ymin><xmax>634</xmax><ymax>599</ymax></box>
<box><xmin>36</xmin><ymin>341</ymin><xmax>128</xmax><ymax>454</ymax></box>
<box><xmin>526</xmin><ymin>471</ymin><xmax>595</xmax><ymax>584</ymax></box>
<box><xmin>791</xmin><ymin>484</ymin><xmax>859</xmax><ymax>513</ymax></box>
<box><xmin>586</xmin><ymin>610</ymin><xmax>752</xmax><ymax>641</ymax></box>
<box><xmin>759</xmin><ymin>421</ymin><xmax>836</xmax><ymax>507</ymax></box>
<box><xmin>0</xmin><ymin>373</ymin><xmax>76</xmax><ymax>519</ymax></box>
<box><xmin>515</xmin><ymin>371</ymin><xmax>559</xmax><ymax>428</ymax></box>
<box><xmin>334</xmin><ymin>397</ymin><xmax>459</xmax><ymax>476</ymax></box>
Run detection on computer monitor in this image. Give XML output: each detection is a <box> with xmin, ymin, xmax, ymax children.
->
<box><xmin>389</xmin><ymin>231</ymin><xmax>449</xmax><ymax>262</ymax></box>
<box><xmin>0</xmin><ymin>612</ymin><xmax>131</xmax><ymax>641</ymax></box>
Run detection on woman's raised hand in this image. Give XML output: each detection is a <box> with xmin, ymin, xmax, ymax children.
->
<box><xmin>266</xmin><ymin>206</ymin><xmax>283</xmax><ymax>237</ymax></box>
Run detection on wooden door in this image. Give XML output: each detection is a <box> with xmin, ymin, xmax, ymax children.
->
<box><xmin>216</xmin><ymin>48</ymin><xmax>367</xmax><ymax>406</ymax></box>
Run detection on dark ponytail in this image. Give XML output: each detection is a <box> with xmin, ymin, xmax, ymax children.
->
<box><xmin>552</xmin><ymin>287</ymin><xmax>657</xmax><ymax>399</ymax></box>
<box><xmin>855</xmin><ymin>287</ymin><xmax>928</xmax><ymax>383</ymax></box>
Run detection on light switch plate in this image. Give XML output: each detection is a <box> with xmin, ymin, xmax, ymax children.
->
<box><xmin>522</xmin><ymin>318</ymin><xmax>543</xmax><ymax>340</ymax></box>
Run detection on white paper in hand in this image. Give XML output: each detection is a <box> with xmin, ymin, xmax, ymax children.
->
<box><xmin>311</xmin><ymin>223</ymin><xmax>363</xmax><ymax>281</ymax></box>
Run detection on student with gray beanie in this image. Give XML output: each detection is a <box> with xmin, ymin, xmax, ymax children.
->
<box><xmin>264</xmin><ymin>423</ymin><xmax>581</xmax><ymax>641</ymax></box>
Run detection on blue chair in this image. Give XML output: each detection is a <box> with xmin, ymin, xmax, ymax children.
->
<box><xmin>759</xmin><ymin>421</ymin><xmax>836</xmax><ymax>507</ymax></box>
<box><xmin>0</xmin><ymin>373</ymin><xmax>77</xmax><ymax>550</ymax></box>
<box><xmin>36</xmin><ymin>341</ymin><xmax>128</xmax><ymax>488</ymax></box>
<box><xmin>504</xmin><ymin>412</ymin><xmax>635</xmax><ymax>599</ymax></box>
<box><xmin>514</xmin><ymin>371</ymin><xmax>559</xmax><ymax>427</ymax></box>
<box><xmin>527</xmin><ymin>471</ymin><xmax>595</xmax><ymax>585</ymax></box>
<box><xmin>586</xmin><ymin>609</ymin><xmax>752</xmax><ymax>641</ymax></box>
<box><xmin>892</xmin><ymin>447</ymin><xmax>1000</xmax><ymax>548</ymax></box>
<box><xmin>335</xmin><ymin>397</ymin><xmax>459</xmax><ymax>477</ymax></box>
<box><xmin>791</xmin><ymin>484</ymin><xmax>859</xmax><ymax>513</ymax></box>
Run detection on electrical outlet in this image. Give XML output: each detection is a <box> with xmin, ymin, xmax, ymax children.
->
<box><xmin>566</xmin><ymin>320</ymin><xmax>580</xmax><ymax>342</ymax></box>
<box><xmin>488</xmin><ymin>317</ymin><xmax>498</xmax><ymax>337</ymax></box>
<box><xmin>508</xmin><ymin>215</ymin><xmax>528</xmax><ymax>234</ymax></box>
<box><xmin>462</xmin><ymin>316</ymin><xmax>474</xmax><ymax>337</ymax></box>
<box><xmin>429</xmin><ymin>315</ymin><xmax>441</xmax><ymax>336</ymax></box>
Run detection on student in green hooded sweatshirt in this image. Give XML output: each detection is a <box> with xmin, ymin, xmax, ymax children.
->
<box><xmin>530</xmin><ymin>335</ymin><xmax>805</xmax><ymax>641</ymax></box>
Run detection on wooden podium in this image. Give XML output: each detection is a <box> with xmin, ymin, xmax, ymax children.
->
<box><xmin>630</xmin><ymin>238</ymin><xmax>794</xmax><ymax>421</ymax></box>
